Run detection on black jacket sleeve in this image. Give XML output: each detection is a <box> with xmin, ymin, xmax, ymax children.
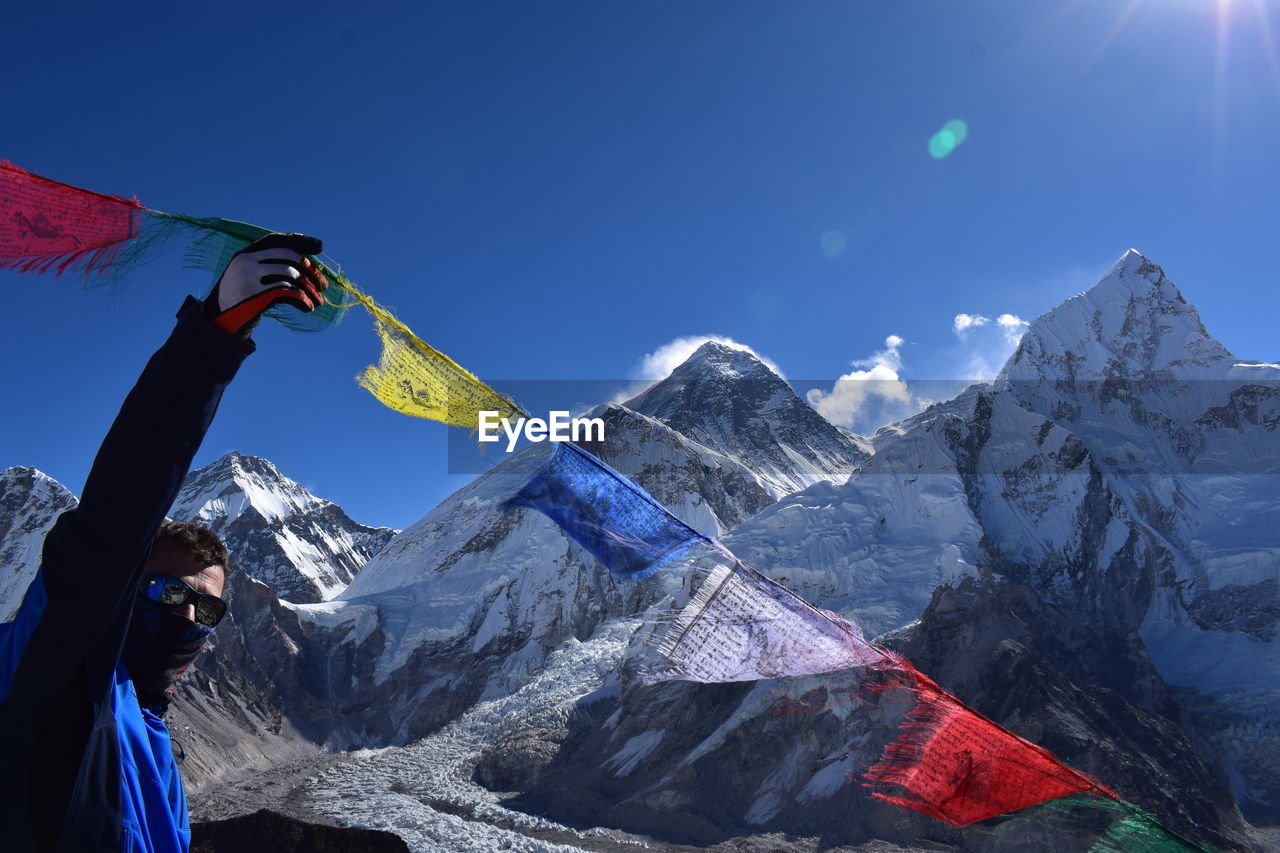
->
<box><xmin>35</xmin><ymin>295</ymin><xmax>253</xmax><ymax>700</ymax></box>
<box><xmin>46</xmin><ymin>296</ymin><xmax>253</xmax><ymax>615</ymax></box>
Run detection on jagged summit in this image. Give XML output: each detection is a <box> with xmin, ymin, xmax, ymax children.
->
<box><xmin>625</xmin><ymin>339</ymin><xmax>868</xmax><ymax>497</ymax></box>
<box><xmin>172</xmin><ymin>451</ymin><xmax>326</xmax><ymax>528</ymax></box>
<box><xmin>625</xmin><ymin>341</ymin><xmax>785</xmax><ymax>418</ymax></box>
<box><xmin>999</xmin><ymin>249</ymin><xmax>1234</xmax><ymax>383</ymax></box>
<box><xmin>990</xmin><ymin>251</ymin><xmax>1276</xmax><ymax>478</ymax></box>
<box><xmin>626</xmin><ymin>341</ymin><xmax>790</xmax><ymax>420</ymax></box>
<box><xmin>1106</xmin><ymin>248</ymin><xmax>1168</xmax><ymax>289</ymax></box>
<box><xmin>678</xmin><ymin>340</ymin><xmax>779</xmax><ymax>380</ymax></box>
<box><xmin>1082</xmin><ymin>249</ymin><xmax>1197</xmax><ymax>320</ymax></box>
<box><xmin>171</xmin><ymin>452</ymin><xmax>396</xmax><ymax>603</ymax></box>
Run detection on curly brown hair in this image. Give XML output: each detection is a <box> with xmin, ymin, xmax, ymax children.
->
<box><xmin>155</xmin><ymin>520</ymin><xmax>230</xmax><ymax>572</ymax></box>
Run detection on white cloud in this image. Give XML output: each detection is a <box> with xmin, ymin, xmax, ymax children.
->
<box><xmin>950</xmin><ymin>311</ymin><xmax>1030</xmax><ymax>379</ymax></box>
<box><xmin>996</xmin><ymin>313</ymin><xmax>1029</xmax><ymax>344</ymax></box>
<box><xmin>953</xmin><ymin>313</ymin><xmax>990</xmax><ymax>336</ymax></box>
<box><xmin>806</xmin><ymin>335</ymin><xmax>926</xmax><ymax>430</ymax></box>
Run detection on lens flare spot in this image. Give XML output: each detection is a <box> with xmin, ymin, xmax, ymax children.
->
<box><xmin>929</xmin><ymin>119</ymin><xmax>969</xmax><ymax>159</ymax></box>
<box><xmin>928</xmin><ymin>132</ymin><xmax>954</xmax><ymax>159</ymax></box>
<box><xmin>821</xmin><ymin>230</ymin><xmax>847</xmax><ymax>257</ymax></box>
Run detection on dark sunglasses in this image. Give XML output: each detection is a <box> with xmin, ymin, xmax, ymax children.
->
<box><xmin>140</xmin><ymin>574</ymin><xmax>227</xmax><ymax>628</ymax></box>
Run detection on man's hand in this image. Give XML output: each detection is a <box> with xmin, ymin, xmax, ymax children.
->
<box><xmin>204</xmin><ymin>233</ymin><xmax>329</xmax><ymax>336</ymax></box>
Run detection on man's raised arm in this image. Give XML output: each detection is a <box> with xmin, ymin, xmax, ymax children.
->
<box><xmin>39</xmin><ymin>233</ymin><xmax>328</xmax><ymax>661</ymax></box>
<box><xmin>0</xmin><ymin>234</ymin><xmax>329</xmax><ymax>849</ymax></box>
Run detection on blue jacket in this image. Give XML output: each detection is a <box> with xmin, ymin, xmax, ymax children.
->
<box><xmin>0</xmin><ymin>297</ymin><xmax>254</xmax><ymax>852</ymax></box>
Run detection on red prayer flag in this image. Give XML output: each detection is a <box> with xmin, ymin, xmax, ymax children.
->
<box><xmin>0</xmin><ymin>161</ymin><xmax>142</xmax><ymax>277</ymax></box>
<box><xmin>864</xmin><ymin>666</ymin><xmax>1103</xmax><ymax>826</ymax></box>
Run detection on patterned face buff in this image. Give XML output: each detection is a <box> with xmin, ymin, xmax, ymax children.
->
<box><xmin>121</xmin><ymin>590</ymin><xmax>216</xmax><ymax>709</ymax></box>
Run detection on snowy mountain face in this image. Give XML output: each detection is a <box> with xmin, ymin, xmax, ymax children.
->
<box><xmin>518</xmin><ymin>249</ymin><xmax>1278</xmax><ymax>833</ymax></box>
<box><xmin>992</xmin><ymin>252</ymin><xmax>1280</xmax><ymax>818</ymax></box>
<box><xmin>235</xmin><ymin>264</ymin><xmax>1266</xmax><ymax>845</ymax></box>
<box><xmin>261</xmin><ymin>356</ymin><xmax>869</xmax><ymax>748</ymax></box>
<box><xmin>998</xmin><ymin>250</ymin><xmax>1278</xmax><ymax>478</ymax></box>
<box><xmin>732</xmin><ymin>255</ymin><xmax>1274</xmax><ymax>815</ymax></box>
<box><xmin>170</xmin><ymin>451</ymin><xmax>397</xmax><ymax>603</ymax></box>
<box><xmin>0</xmin><ymin>467</ymin><xmax>77</xmax><ymax>621</ymax></box>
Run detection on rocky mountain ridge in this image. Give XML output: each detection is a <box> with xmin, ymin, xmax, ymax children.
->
<box><xmin>707</xmin><ymin>250</ymin><xmax>1279</xmax><ymax>822</ymax></box>
<box><xmin>454</xmin><ymin>249</ymin><xmax>1274</xmax><ymax>847</ymax></box>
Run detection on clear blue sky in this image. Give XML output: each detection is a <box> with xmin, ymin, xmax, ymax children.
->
<box><xmin>3</xmin><ymin>0</ymin><xmax>1278</xmax><ymax>530</ymax></box>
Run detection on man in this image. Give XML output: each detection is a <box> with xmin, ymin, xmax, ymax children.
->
<box><xmin>0</xmin><ymin>233</ymin><xmax>329</xmax><ymax>852</ymax></box>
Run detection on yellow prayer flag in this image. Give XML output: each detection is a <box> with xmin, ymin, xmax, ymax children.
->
<box><xmin>336</xmin><ymin>277</ymin><xmax>524</xmax><ymax>429</ymax></box>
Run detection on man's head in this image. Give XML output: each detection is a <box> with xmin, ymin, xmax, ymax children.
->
<box><xmin>145</xmin><ymin>521</ymin><xmax>229</xmax><ymax>624</ymax></box>
<box><xmin>122</xmin><ymin>521</ymin><xmax>230</xmax><ymax>707</ymax></box>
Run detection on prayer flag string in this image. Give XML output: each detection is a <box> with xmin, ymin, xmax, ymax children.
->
<box><xmin>1</xmin><ymin>160</ymin><xmax>1215</xmax><ymax>850</ymax></box>
<box><xmin>630</xmin><ymin>534</ymin><xmax>1207</xmax><ymax>846</ymax></box>
<box><xmin>0</xmin><ymin>162</ymin><xmax>520</xmax><ymax>429</ymax></box>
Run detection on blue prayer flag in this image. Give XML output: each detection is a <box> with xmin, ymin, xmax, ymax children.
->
<box><xmin>505</xmin><ymin>442</ymin><xmax>705</xmax><ymax>580</ymax></box>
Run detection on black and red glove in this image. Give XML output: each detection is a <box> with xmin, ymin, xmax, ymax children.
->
<box><xmin>204</xmin><ymin>233</ymin><xmax>329</xmax><ymax>336</ymax></box>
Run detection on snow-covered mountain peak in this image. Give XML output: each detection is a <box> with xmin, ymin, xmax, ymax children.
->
<box><xmin>1107</xmin><ymin>247</ymin><xmax>1167</xmax><ymax>289</ymax></box>
<box><xmin>1000</xmin><ymin>249</ymin><xmax>1233</xmax><ymax>384</ymax></box>
<box><xmin>1083</xmin><ymin>249</ymin><xmax>1207</xmax><ymax>334</ymax></box>
<box><xmin>170</xmin><ymin>452</ymin><xmax>396</xmax><ymax>603</ymax></box>
<box><xmin>0</xmin><ymin>466</ymin><xmax>72</xmax><ymax>503</ymax></box>
<box><xmin>172</xmin><ymin>451</ymin><xmax>325</xmax><ymax>527</ymax></box>
<box><xmin>627</xmin><ymin>341</ymin><xmax>784</xmax><ymax>411</ymax></box>
<box><xmin>679</xmin><ymin>340</ymin><xmax>779</xmax><ymax>382</ymax></box>
<box><xmin>623</xmin><ymin>340</ymin><xmax>868</xmax><ymax>497</ymax></box>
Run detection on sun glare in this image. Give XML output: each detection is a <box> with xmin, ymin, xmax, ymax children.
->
<box><xmin>1069</xmin><ymin>0</ymin><xmax>1280</xmax><ymax>190</ymax></box>
<box><xmin>1249</xmin><ymin>0</ymin><xmax>1280</xmax><ymax>105</ymax></box>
